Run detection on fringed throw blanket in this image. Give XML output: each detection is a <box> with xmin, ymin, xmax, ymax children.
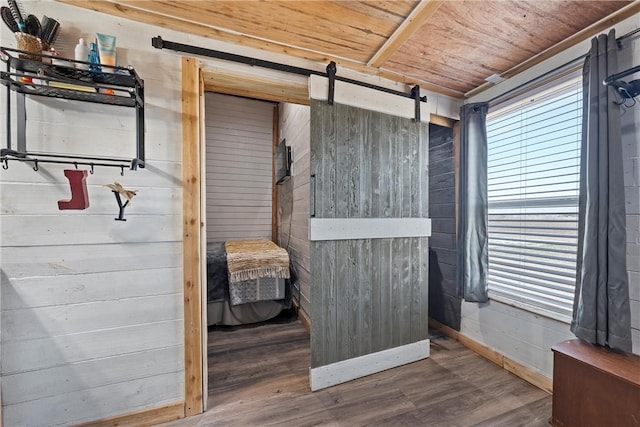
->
<box><xmin>225</xmin><ymin>238</ymin><xmax>290</xmax><ymax>283</ymax></box>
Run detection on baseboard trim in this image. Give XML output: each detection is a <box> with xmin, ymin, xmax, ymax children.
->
<box><xmin>293</xmin><ymin>301</ymin><xmax>311</xmax><ymax>332</ymax></box>
<box><xmin>309</xmin><ymin>339</ymin><xmax>430</xmax><ymax>391</ymax></box>
<box><xmin>429</xmin><ymin>318</ymin><xmax>553</xmax><ymax>394</ymax></box>
<box><xmin>75</xmin><ymin>401</ymin><xmax>185</xmax><ymax>427</ymax></box>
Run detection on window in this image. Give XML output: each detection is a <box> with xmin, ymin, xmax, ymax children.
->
<box><xmin>486</xmin><ymin>75</ymin><xmax>582</xmax><ymax>322</ymax></box>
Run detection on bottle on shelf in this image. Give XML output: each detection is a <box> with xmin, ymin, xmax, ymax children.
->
<box><xmin>87</xmin><ymin>41</ymin><xmax>101</xmax><ymax>72</ymax></box>
<box><xmin>74</xmin><ymin>38</ymin><xmax>89</xmax><ymax>70</ymax></box>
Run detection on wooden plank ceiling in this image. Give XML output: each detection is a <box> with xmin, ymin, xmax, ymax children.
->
<box><xmin>63</xmin><ymin>0</ymin><xmax>635</xmax><ymax>98</ymax></box>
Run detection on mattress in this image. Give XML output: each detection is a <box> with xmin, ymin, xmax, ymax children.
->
<box><xmin>206</xmin><ymin>241</ymin><xmax>292</xmax><ymax>326</ymax></box>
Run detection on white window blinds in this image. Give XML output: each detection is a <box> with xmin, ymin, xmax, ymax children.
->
<box><xmin>486</xmin><ymin>75</ymin><xmax>582</xmax><ymax>321</ymax></box>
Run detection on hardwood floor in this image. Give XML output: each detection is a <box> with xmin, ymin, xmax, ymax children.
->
<box><xmin>161</xmin><ymin>315</ymin><xmax>551</xmax><ymax>427</ymax></box>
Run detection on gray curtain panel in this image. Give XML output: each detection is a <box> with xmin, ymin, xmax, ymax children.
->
<box><xmin>457</xmin><ymin>102</ymin><xmax>489</xmax><ymax>302</ymax></box>
<box><xmin>571</xmin><ymin>29</ymin><xmax>632</xmax><ymax>352</ymax></box>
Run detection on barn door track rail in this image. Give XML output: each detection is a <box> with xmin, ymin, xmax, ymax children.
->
<box><xmin>151</xmin><ymin>36</ymin><xmax>427</xmax><ymax>121</ymax></box>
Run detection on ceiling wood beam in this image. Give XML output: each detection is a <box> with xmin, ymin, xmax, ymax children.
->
<box><xmin>465</xmin><ymin>0</ymin><xmax>640</xmax><ymax>98</ymax></box>
<box><xmin>367</xmin><ymin>0</ymin><xmax>444</xmax><ymax>68</ymax></box>
<box><xmin>57</xmin><ymin>0</ymin><xmax>464</xmax><ymax>99</ymax></box>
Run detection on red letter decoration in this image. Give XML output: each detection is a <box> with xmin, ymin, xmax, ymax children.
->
<box><xmin>58</xmin><ymin>169</ymin><xmax>90</xmax><ymax>210</ymax></box>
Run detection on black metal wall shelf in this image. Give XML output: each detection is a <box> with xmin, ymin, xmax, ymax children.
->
<box><xmin>1</xmin><ymin>46</ymin><xmax>145</xmax><ymax>172</ymax></box>
<box><xmin>3</xmin><ymin>75</ymin><xmax>139</xmax><ymax>106</ymax></box>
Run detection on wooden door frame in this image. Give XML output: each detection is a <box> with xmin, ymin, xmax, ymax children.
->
<box><xmin>182</xmin><ymin>56</ymin><xmax>204</xmax><ymax>416</ymax></box>
<box><xmin>181</xmin><ymin>57</ymin><xmax>311</xmax><ymax>417</ymax></box>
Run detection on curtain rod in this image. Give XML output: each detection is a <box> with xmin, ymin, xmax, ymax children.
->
<box><xmin>618</xmin><ymin>26</ymin><xmax>640</xmax><ymax>42</ymax></box>
<box><xmin>151</xmin><ymin>36</ymin><xmax>426</xmax><ymax>102</ymax></box>
<box><xmin>487</xmin><ymin>56</ymin><xmax>585</xmax><ymax>105</ymax></box>
<box><xmin>604</xmin><ymin>64</ymin><xmax>640</xmax><ymax>84</ymax></box>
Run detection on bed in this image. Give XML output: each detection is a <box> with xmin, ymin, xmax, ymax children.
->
<box><xmin>206</xmin><ymin>238</ymin><xmax>293</xmax><ymax>326</ymax></box>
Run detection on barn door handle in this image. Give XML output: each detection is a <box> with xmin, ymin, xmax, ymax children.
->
<box><xmin>310</xmin><ymin>174</ymin><xmax>316</xmax><ymax>218</ymax></box>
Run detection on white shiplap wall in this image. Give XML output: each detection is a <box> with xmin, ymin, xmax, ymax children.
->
<box><xmin>277</xmin><ymin>103</ymin><xmax>311</xmax><ymax>317</ymax></box>
<box><xmin>463</xmin><ymin>12</ymin><xmax>640</xmax><ymax>380</ymax></box>
<box><xmin>205</xmin><ymin>93</ymin><xmax>274</xmax><ymax>242</ymax></box>
<box><xmin>0</xmin><ymin>2</ymin><xmax>186</xmax><ymax>425</ymax></box>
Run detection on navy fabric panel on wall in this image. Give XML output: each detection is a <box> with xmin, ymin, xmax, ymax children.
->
<box><xmin>428</xmin><ymin>124</ymin><xmax>461</xmax><ymax>330</ymax></box>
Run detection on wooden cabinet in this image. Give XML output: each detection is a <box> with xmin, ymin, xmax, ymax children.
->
<box><xmin>551</xmin><ymin>339</ymin><xmax>640</xmax><ymax>427</ymax></box>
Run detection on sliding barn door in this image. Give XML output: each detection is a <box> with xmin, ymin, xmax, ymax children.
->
<box><xmin>309</xmin><ymin>77</ymin><xmax>431</xmax><ymax>390</ymax></box>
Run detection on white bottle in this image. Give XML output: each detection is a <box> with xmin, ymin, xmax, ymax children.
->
<box><xmin>74</xmin><ymin>38</ymin><xmax>89</xmax><ymax>70</ymax></box>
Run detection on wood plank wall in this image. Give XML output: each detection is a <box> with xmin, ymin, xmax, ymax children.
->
<box><xmin>309</xmin><ymin>100</ymin><xmax>429</xmax><ymax>368</ymax></box>
<box><xmin>204</xmin><ymin>93</ymin><xmax>275</xmax><ymax>242</ymax></box>
<box><xmin>276</xmin><ymin>103</ymin><xmax>311</xmax><ymax>318</ymax></box>
<box><xmin>0</xmin><ymin>3</ymin><xmax>185</xmax><ymax>425</ymax></box>
<box><xmin>428</xmin><ymin>124</ymin><xmax>461</xmax><ymax>330</ymax></box>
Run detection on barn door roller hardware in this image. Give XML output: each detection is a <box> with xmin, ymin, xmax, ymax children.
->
<box><xmin>411</xmin><ymin>85</ymin><xmax>421</xmax><ymax>122</ymax></box>
<box><xmin>151</xmin><ymin>36</ymin><xmax>427</xmax><ymax>116</ymax></box>
<box><xmin>326</xmin><ymin>62</ymin><xmax>336</xmax><ymax>106</ymax></box>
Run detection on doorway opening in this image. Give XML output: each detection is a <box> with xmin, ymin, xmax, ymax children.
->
<box><xmin>202</xmin><ymin>91</ymin><xmax>312</xmax><ymax>410</ymax></box>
